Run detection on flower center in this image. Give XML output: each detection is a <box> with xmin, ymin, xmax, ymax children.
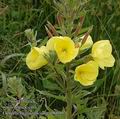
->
<box><xmin>62</xmin><ymin>48</ymin><xmax>67</xmax><ymax>53</ymax></box>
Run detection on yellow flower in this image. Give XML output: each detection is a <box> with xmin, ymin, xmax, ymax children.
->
<box><xmin>26</xmin><ymin>46</ymin><xmax>48</xmax><ymax>70</ymax></box>
<box><xmin>54</xmin><ymin>36</ymin><xmax>79</xmax><ymax>63</ymax></box>
<box><xmin>79</xmin><ymin>35</ymin><xmax>93</xmax><ymax>50</ymax></box>
<box><xmin>74</xmin><ymin>61</ymin><xmax>99</xmax><ymax>86</ymax></box>
<box><xmin>46</xmin><ymin>36</ymin><xmax>62</xmax><ymax>51</ymax></box>
<box><xmin>91</xmin><ymin>40</ymin><xmax>115</xmax><ymax>69</ymax></box>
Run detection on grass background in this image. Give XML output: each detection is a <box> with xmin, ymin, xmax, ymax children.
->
<box><xmin>0</xmin><ymin>0</ymin><xmax>120</xmax><ymax>119</ymax></box>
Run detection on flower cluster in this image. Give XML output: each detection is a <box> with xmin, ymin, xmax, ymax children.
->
<box><xmin>26</xmin><ymin>36</ymin><xmax>115</xmax><ymax>86</ymax></box>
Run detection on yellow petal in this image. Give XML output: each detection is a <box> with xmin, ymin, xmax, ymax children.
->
<box><xmin>91</xmin><ymin>40</ymin><xmax>115</xmax><ymax>69</ymax></box>
<box><xmin>74</xmin><ymin>74</ymin><xmax>95</xmax><ymax>86</ymax></box>
<box><xmin>74</xmin><ymin>61</ymin><xmax>99</xmax><ymax>86</ymax></box>
<box><xmin>93</xmin><ymin>55</ymin><xmax>115</xmax><ymax>70</ymax></box>
<box><xmin>92</xmin><ymin>40</ymin><xmax>112</xmax><ymax>58</ymax></box>
<box><xmin>79</xmin><ymin>35</ymin><xmax>93</xmax><ymax>50</ymax></box>
<box><xmin>26</xmin><ymin>46</ymin><xmax>48</xmax><ymax>70</ymax></box>
<box><xmin>54</xmin><ymin>37</ymin><xmax>78</xmax><ymax>63</ymax></box>
<box><xmin>46</xmin><ymin>36</ymin><xmax>62</xmax><ymax>51</ymax></box>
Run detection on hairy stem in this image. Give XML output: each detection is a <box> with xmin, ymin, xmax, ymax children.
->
<box><xmin>66</xmin><ymin>64</ymin><xmax>72</xmax><ymax>119</ymax></box>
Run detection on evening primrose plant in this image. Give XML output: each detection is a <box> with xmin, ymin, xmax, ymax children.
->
<box><xmin>26</xmin><ymin>35</ymin><xmax>115</xmax><ymax>85</ymax></box>
<box><xmin>25</xmin><ymin>31</ymin><xmax>115</xmax><ymax>119</ymax></box>
<box><xmin>24</xmin><ymin>0</ymin><xmax>115</xmax><ymax>119</ymax></box>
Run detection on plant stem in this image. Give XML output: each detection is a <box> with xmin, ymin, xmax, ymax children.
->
<box><xmin>66</xmin><ymin>64</ymin><xmax>72</xmax><ymax>119</ymax></box>
<box><xmin>66</xmin><ymin>80</ymin><xmax>72</xmax><ymax>119</ymax></box>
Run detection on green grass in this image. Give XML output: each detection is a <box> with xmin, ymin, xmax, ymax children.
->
<box><xmin>85</xmin><ymin>0</ymin><xmax>120</xmax><ymax>118</ymax></box>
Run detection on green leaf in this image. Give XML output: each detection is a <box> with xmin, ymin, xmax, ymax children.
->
<box><xmin>7</xmin><ymin>76</ymin><xmax>26</xmax><ymax>98</ymax></box>
<box><xmin>48</xmin><ymin>114</ymin><xmax>56</xmax><ymax>119</ymax></box>
<box><xmin>94</xmin><ymin>78</ymin><xmax>104</xmax><ymax>90</ymax></box>
<box><xmin>42</xmin><ymin>79</ymin><xmax>61</xmax><ymax>91</ymax></box>
<box><xmin>54</xmin><ymin>64</ymin><xmax>66</xmax><ymax>79</ymax></box>
<box><xmin>0</xmin><ymin>71</ymin><xmax>7</xmax><ymax>94</ymax></box>
<box><xmin>24</xmin><ymin>29</ymin><xmax>37</xmax><ymax>46</ymax></box>
<box><xmin>47</xmin><ymin>111</ymin><xmax>65</xmax><ymax>119</ymax></box>
<box><xmin>36</xmin><ymin>89</ymin><xmax>65</xmax><ymax>101</ymax></box>
<box><xmin>40</xmin><ymin>116</ymin><xmax>47</xmax><ymax>119</ymax></box>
